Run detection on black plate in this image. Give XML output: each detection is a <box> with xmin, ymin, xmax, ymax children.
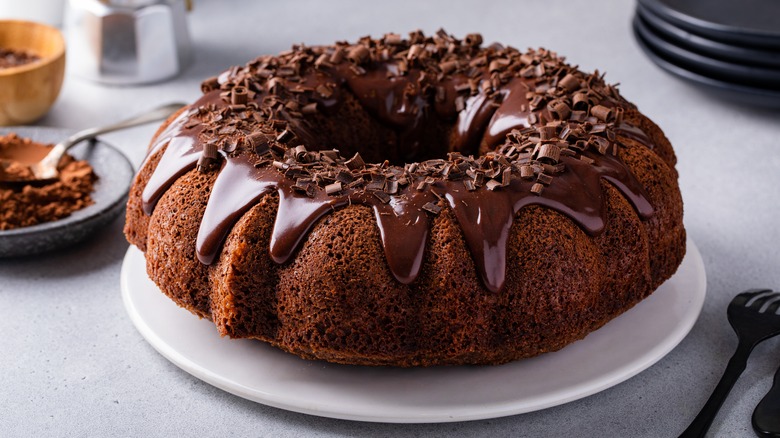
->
<box><xmin>637</xmin><ymin>4</ymin><xmax>780</xmax><ymax>68</ymax></box>
<box><xmin>0</xmin><ymin>127</ymin><xmax>134</xmax><ymax>257</ymax></box>
<box><xmin>634</xmin><ymin>14</ymin><xmax>780</xmax><ymax>88</ymax></box>
<box><xmin>638</xmin><ymin>0</ymin><xmax>780</xmax><ymax>49</ymax></box>
<box><xmin>633</xmin><ymin>19</ymin><xmax>780</xmax><ymax>108</ymax></box>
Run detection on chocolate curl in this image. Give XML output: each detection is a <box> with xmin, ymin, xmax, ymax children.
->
<box><xmin>588</xmin><ymin>135</ymin><xmax>611</xmax><ymax>154</ymax></box>
<box><xmin>197</xmin><ymin>143</ymin><xmax>220</xmax><ymax>173</ymax></box>
<box><xmin>614</xmin><ymin>107</ymin><xmax>625</xmax><ymax>124</ymax></box>
<box><xmin>422</xmin><ymin>202</ymin><xmax>442</xmax><ymax>215</ymax></box>
<box><xmin>314</xmin><ymin>53</ymin><xmax>331</xmax><ymax>69</ymax></box>
<box><xmin>315</xmin><ymin>84</ymin><xmax>333</xmax><ymax>98</ymax></box>
<box><xmin>439</xmin><ymin>60</ymin><xmax>458</xmax><ymax>74</ymax></box>
<box><xmin>547</xmin><ymin>100</ymin><xmax>571</xmax><ymax>120</ymax></box>
<box><xmin>247</xmin><ymin>132</ymin><xmax>271</xmax><ymax>154</ymax></box>
<box><xmin>569</xmin><ymin>110</ymin><xmax>588</xmax><ymax>122</ymax></box>
<box><xmin>537</xmin><ymin>143</ymin><xmax>561</xmax><ymax>163</ymax></box>
<box><xmin>485</xmin><ymin>179</ymin><xmax>502</xmax><ymax>191</ymax></box>
<box><xmin>276</xmin><ymin>129</ymin><xmax>293</xmax><ymax>143</ymax></box>
<box><xmin>488</xmin><ymin>59</ymin><xmax>509</xmax><ymax>73</ymax></box>
<box><xmin>201</xmin><ymin>76</ymin><xmax>219</xmax><ymax>93</ymax></box>
<box><xmin>344</xmin><ymin>152</ymin><xmax>366</xmax><ymax>170</ymax></box>
<box><xmin>384</xmin><ymin>33</ymin><xmax>403</xmax><ymax>45</ymax></box>
<box><xmin>231</xmin><ymin>86</ymin><xmax>248</xmax><ymax>105</ymax></box>
<box><xmin>572</xmin><ymin>92</ymin><xmax>590</xmax><ymax>110</ymax></box>
<box><xmin>558</xmin><ymin>74</ymin><xmax>581</xmax><ymax>92</ymax></box>
<box><xmin>325</xmin><ymin>181</ymin><xmax>343</xmax><ymax>195</ymax></box>
<box><xmin>386</xmin><ymin>180</ymin><xmax>399</xmax><ymax>194</ymax></box>
<box><xmin>301</xmin><ymin>102</ymin><xmax>318</xmax><ymax>115</ymax></box>
<box><xmin>284</xmin><ymin>101</ymin><xmax>299</xmax><ymax>112</ymax></box>
<box><xmin>196</xmin><ymin>155</ymin><xmax>212</xmax><ymax>173</ymax></box>
<box><xmin>464</xmin><ymin>33</ymin><xmax>483</xmax><ymax>47</ymax></box>
<box><xmin>407</xmin><ymin>44</ymin><xmax>425</xmax><ymax>61</ymax></box>
<box><xmin>203</xmin><ymin>142</ymin><xmax>218</xmax><ymax>159</ymax></box>
<box><xmin>329</xmin><ymin>47</ymin><xmax>345</xmax><ymax>64</ymax></box>
<box><xmin>293</xmin><ymin>145</ymin><xmax>308</xmax><ymax>162</ymax></box>
<box><xmin>537</xmin><ymin>173</ymin><xmax>553</xmax><ymax>185</ymax></box>
<box><xmin>538</xmin><ymin>125</ymin><xmax>557</xmax><ymax>140</ymax></box>
<box><xmin>267</xmin><ymin>78</ymin><xmax>283</xmax><ymax>95</ymax></box>
<box><xmin>519</xmin><ymin>165</ymin><xmax>535</xmax><ymax>179</ymax></box>
<box><xmin>591</xmin><ymin>104</ymin><xmax>614</xmax><ymax>122</ymax></box>
<box><xmin>347</xmin><ymin>45</ymin><xmax>370</xmax><ymax>64</ymax></box>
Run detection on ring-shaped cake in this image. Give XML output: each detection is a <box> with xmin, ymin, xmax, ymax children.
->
<box><xmin>125</xmin><ymin>30</ymin><xmax>685</xmax><ymax>366</ymax></box>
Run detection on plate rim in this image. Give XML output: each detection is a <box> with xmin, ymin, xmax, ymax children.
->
<box><xmin>0</xmin><ymin>126</ymin><xmax>134</xmax><ymax>256</ymax></box>
<box><xmin>633</xmin><ymin>20</ymin><xmax>780</xmax><ymax>108</ymax></box>
<box><xmin>633</xmin><ymin>13</ymin><xmax>780</xmax><ymax>87</ymax></box>
<box><xmin>121</xmin><ymin>236</ymin><xmax>706</xmax><ymax>423</ymax></box>
<box><xmin>636</xmin><ymin>4</ymin><xmax>780</xmax><ymax>69</ymax></box>
<box><xmin>637</xmin><ymin>0</ymin><xmax>780</xmax><ymax>48</ymax></box>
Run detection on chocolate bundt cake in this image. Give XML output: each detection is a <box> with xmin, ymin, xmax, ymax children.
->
<box><xmin>125</xmin><ymin>30</ymin><xmax>685</xmax><ymax>367</ymax></box>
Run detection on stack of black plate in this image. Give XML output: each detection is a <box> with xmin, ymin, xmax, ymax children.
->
<box><xmin>633</xmin><ymin>0</ymin><xmax>780</xmax><ymax>107</ymax></box>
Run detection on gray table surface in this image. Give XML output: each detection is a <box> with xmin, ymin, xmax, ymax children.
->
<box><xmin>2</xmin><ymin>1</ymin><xmax>780</xmax><ymax>436</ymax></box>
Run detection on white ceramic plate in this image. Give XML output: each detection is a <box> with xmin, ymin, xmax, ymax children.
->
<box><xmin>122</xmin><ymin>237</ymin><xmax>705</xmax><ymax>423</ymax></box>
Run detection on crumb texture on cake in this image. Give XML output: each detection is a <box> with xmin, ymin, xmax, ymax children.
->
<box><xmin>124</xmin><ymin>30</ymin><xmax>685</xmax><ymax>366</ymax></box>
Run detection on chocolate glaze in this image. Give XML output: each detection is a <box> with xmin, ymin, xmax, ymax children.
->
<box><xmin>616</xmin><ymin>122</ymin><xmax>654</xmax><ymax>149</ymax></box>
<box><xmin>140</xmin><ymin>37</ymin><xmax>658</xmax><ymax>293</ymax></box>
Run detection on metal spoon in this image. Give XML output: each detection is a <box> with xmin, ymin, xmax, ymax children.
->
<box><xmin>753</xmin><ymin>361</ymin><xmax>780</xmax><ymax>437</ymax></box>
<box><xmin>0</xmin><ymin>102</ymin><xmax>186</xmax><ymax>184</ymax></box>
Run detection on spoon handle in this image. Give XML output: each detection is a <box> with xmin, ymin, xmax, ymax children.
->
<box><xmin>59</xmin><ymin>102</ymin><xmax>187</xmax><ymax>152</ymax></box>
<box><xmin>679</xmin><ymin>341</ymin><xmax>753</xmax><ymax>438</ymax></box>
<box><xmin>34</xmin><ymin>103</ymin><xmax>187</xmax><ymax>179</ymax></box>
<box><xmin>753</xmin><ymin>362</ymin><xmax>780</xmax><ymax>437</ymax></box>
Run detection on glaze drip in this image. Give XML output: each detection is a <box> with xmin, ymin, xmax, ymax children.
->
<box><xmin>139</xmin><ymin>32</ymin><xmax>658</xmax><ymax>293</ymax></box>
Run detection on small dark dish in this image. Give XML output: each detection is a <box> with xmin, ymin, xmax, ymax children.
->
<box><xmin>637</xmin><ymin>4</ymin><xmax>780</xmax><ymax>69</ymax></box>
<box><xmin>0</xmin><ymin>126</ymin><xmax>134</xmax><ymax>257</ymax></box>
<box><xmin>633</xmin><ymin>19</ymin><xmax>780</xmax><ymax>108</ymax></box>
<box><xmin>638</xmin><ymin>0</ymin><xmax>780</xmax><ymax>49</ymax></box>
<box><xmin>634</xmin><ymin>14</ymin><xmax>780</xmax><ymax>88</ymax></box>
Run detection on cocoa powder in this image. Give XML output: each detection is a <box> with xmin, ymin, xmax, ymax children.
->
<box><xmin>0</xmin><ymin>133</ymin><xmax>97</xmax><ymax>230</ymax></box>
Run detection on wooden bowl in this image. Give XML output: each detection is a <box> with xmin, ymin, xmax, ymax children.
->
<box><xmin>0</xmin><ymin>20</ymin><xmax>65</xmax><ymax>126</ymax></box>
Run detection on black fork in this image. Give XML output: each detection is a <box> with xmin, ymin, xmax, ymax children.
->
<box><xmin>679</xmin><ymin>289</ymin><xmax>780</xmax><ymax>438</ymax></box>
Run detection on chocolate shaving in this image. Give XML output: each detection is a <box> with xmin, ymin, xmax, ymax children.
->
<box><xmin>422</xmin><ymin>202</ymin><xmax>442</xmax><ymax>214</ymax></box>
<box><xmin>520</xmin><ymin>164</ymin><xmax>534</xmax><ymax>179</ymax></box>
<box><xmin>330</xmin><ymin>47</ymin><xmax>345</xmax><ymax>64</ymax></box>
<box><xmin>537</xmin><ymin>143</ymin><xmax>561</xmax><ymax>163</ymax></box>
<box><xmin>344</xmin><ymin>152</ymin><xmax>366</xmax><ymax>170</ymax></box>
<box><xmin>301</xmin><ymin>102</ymin><xmax>318</xmax><ymax>115</ymax></box>
<box><xmin>547</xmin><ymin>100</ymin><xmax>571</xmax><ymax>120</ymax></box>
<box><xmin>464</xmin><ymin>33</ymin><xmax>483</xmax><ymax>47</ymax></box>
<box><xmin>276</xmin><ymin>129</ymin><xmax>293</xmax><ymax>143</ymax></box>
<box><xmin>537</xmin><ymin>173</ymin><xmax>553</xmax><ymax>185</ymax></box>
<box><xmin>325</xmin><ymin>181</ymin><xmax>343</xmax><ymax>195</ymax></box>
<box><xmin>440</xmin><ymin>60</ymin><xmax>458</xmax><ymax>74</ymax></box>
<box><xmin>202</xmin><ymin>76</ymin><xmax>220</xmax><ymax>93</ymax></box>
<box><xmin>231</xmin><ymin>86</ymin><xmax>249</xmax><ymax>105</ymax></box>
<box><xmin>373</xmin><ymin>191</ymin><xmax>391</xmax><ymax>204</ymax></box>
<box><xmin>485</xmin><ymin>179</ymin><xmax>502</xmax><ymax>191</ymax></box>
<box><xmin>347</xmin><ymin>45</ymin><xmax>370</xmax><ymax>64</ymax></box>
<box><xmin>192</xmin><ymin>30</ymin><xmax>641</xmax><ymax>213</ymax></box>
<box><xmin>591</xmin><ymin>105</ymin><xmax>613</xmax><ymax>122</ymax></box>
<box><xmin>558</xmin><ymin>73</ymin><xmax>580</xmax><ymax>92</ymax></box>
